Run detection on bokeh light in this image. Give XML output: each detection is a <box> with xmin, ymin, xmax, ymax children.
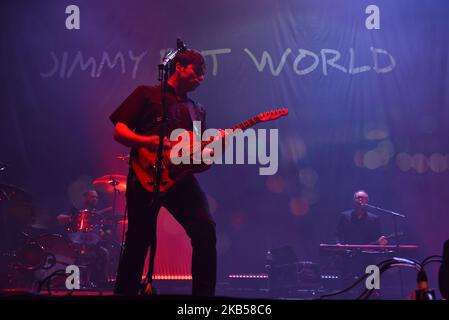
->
<box><xmin>364</xmin><ymin>125</ymin><xmax>389</xmax><ymax>140</ymax></box>
<box><xmin>396</xmin><ymin>152</ymin><xmax>413</xmax><ymax>172</ymax></box>
<box><xmin>230</xmin><ymin>210</ymin><xmax>247</xmax><ymax>230</ymax></box>
<box><xmin>266</xmin><ymin>175</ymin><xmax>286</xmax><ymax>193</ymax></box>
<box><xmin>299</xmin><ymin>167</ymin><xmax>318</xmax><ymax>188</ymax></box>
<box><xmin>363</xmin><ymin>149</ymin><xmax>383</xmax><ymax>169</ymax></box>
<box><xmin>412</xmin><ymin>153</ymin><xmax>429</xmax><ymax>173</ymax></box>
<box><xmin>289</xmin><ymin>196</ymin><xmax>310</xmax><ymax>216</ymax></box>
<box><xmin>280</xmin><ymin>137</ymin><xmax>307</xmax><ymax>163</ymax></box>
<box><xmin>377</xmin><ymin>140</ymin><xmax>395</xmax><ymax>159</ymax></box>
<box><xmin>429</xmin><ymin>153</ymin><xmax>447</xmax><ymax>173</ymax></box>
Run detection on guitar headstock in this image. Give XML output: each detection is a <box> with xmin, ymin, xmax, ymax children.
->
<box><xmin>256</xmin><ymin>108</ymin><xmax>289</xmax><ymax>122</ymax></box>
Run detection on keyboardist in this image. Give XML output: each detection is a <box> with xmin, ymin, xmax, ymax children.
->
<box><xmin>334</xmin><ymin>190</ymin><xmax>388</xmax><ymax>289</ymax></box>
<box><xmin>336</xmin><ymin>190</ymin><xmax>388</xmax><ymax>246</ymax></box>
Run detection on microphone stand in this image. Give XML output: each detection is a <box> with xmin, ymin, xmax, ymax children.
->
<box><xmin>365</xmin><ymin>203</ymin><xmax>406</xmax><ymax>298</ymax></box>
<box><xmin>107</xmin><ymin>176</ymin><xmax>121</xmax><ymax>217</ymax></box>
<box><xmin>142</xmin><ymin>38</ymin><xmax>187</xmax><ymax>295</ymax></box>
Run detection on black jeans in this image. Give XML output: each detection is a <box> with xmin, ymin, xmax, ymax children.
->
<box><xmin>114</xmin><ymin>170</ymin><xmax>217</xmax><ymax>296</ymax></box>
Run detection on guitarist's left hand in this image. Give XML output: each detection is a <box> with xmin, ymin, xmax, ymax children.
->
<box><xmin>213</xmin><ymin>129</ymin><xmax>230</xmax><ymax>152</ymax></box>
<box><xmin>218</xmin><ymin>129</ymin><xmax>227</xmax><ymax>139</ymax></box>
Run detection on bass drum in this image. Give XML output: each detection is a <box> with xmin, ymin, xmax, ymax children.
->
<box><xmin>16</xmin><ymin>234</ymin><xmax>76</xmax><ymax>289</ymax></box>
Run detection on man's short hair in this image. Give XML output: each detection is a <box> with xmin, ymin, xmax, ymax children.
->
<box><xmin>169</xmin><ymin>49</ymin><xmax>206</xmax><ymax>75</ymax></box>
<box><xmin>83</xmin><ymin>189</ymin><xmax>97</xmax><ymax>197</ymax></box>
<box><xmin>353</xmin><ymin>190</ymin><xmax>369</xmax><ymax>199</ymax></box>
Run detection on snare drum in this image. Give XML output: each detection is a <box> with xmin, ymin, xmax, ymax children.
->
<box><xmin>66</xmin><ymin>209</ymin><xmax>101</xmax><ymax>246</ymax></box>
<box><xmin>67</xmin><ymin>209</ymin><xmax>97</xmax><ymax>233</ymax></box>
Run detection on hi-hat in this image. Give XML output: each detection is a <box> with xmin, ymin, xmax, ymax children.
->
<box><xmin>0</xmin><ymin>183</ymin><xmax>32</xmax><ymax>202</ymax></box>
<box><xmin>92</xmin><ymin>174</ymin><xmax>127</xmax><ymax>193</ymax></box>
<box><xmin>116</xmin><ymin>154</ymin><xmax>130</xmax><ymax>161</ymax></box>
<box><xmin>0</xmin><ymin>183</ymin><xmax>35</xmax><ymax>225</ymax></box>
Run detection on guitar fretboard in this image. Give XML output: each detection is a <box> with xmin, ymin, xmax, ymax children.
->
<box><xmin>199</xmin><ymin>116</ymin><xmax>260</xmax><ymax>150</ymax></box>
<box><xmin>231</xmin><ymin>116</ymin><xmax>260</xmax><ymax>132</ymax></box>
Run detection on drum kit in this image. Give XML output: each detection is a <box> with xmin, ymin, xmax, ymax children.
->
<box><xmin>0</xmin><ymin>173</ymin><xmax>128</xmax><ymax>291</ymax></box>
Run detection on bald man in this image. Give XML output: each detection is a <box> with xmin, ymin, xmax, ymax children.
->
<box><xmin>336</xmin><ymin>190</ymin><xmax>387</xmax><ymax>245</ymax></box>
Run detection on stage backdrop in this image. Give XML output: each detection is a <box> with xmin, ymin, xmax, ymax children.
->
<box><xmin>1</xmin><ymin>0</ymin><xmax>448</xmax><ymax>289</ymax></box>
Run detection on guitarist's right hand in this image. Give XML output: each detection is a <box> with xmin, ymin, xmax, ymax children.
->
<box><xmin>114</xmin><ymin>122</ymin><xmax>171</xmax><ymax>149</ymax></box>
<box><xmin>144</xmin><ymin>135</ymin><xmax>171</xmax><ymax>151</ymax></box>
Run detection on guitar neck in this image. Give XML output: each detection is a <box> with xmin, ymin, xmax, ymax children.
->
<box><xmin>230</xmin><ymin>116</ymin><xmax>260</xmax><ymax>132</ymax></box>
<box><xmin>200</xmin><ymin>116</ymin><xmax>261</xmax><ymax>149</ymax></box>
<box><xmin>198</xmin><ymin>108</ymin><xmax>288</xmax><ymax>150</ymax></box>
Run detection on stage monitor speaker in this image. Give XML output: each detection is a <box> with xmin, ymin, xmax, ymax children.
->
<box><xmin>266</xmin><ymin>246</ymin><xmax>320</xmax><ymax>295</ymax></box>
<box><xmin>269</xmin><ymin>245</ymin><xmax>297</xmax><ymax>266</ymax></box>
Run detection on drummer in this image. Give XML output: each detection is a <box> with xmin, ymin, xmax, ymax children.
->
<box><xmin>57</xmin><ymin>190</ymin><xmax>99</xmax><ymax>225</ymax></box>
<box><xmin>56</xmin><ymin>189</ymin><xmax>110</xmax><ymax>287</ymax></box>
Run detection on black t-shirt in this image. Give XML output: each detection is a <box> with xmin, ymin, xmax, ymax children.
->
<box><xmin>336</xmin><ymin>210</ymin><xmax>381</xmax><ymax>244</ymax></box>
<box><xmin>109</xmin><ymin>85</ymin><xmax>207</xmax><ymax>160</ymax></box>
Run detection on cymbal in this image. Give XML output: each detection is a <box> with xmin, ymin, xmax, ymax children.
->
<box><xmin>0</xmin><ymin>184</ymin><xmax>35</xmax><ymax>225</ymax></box>
<box><xmin>101</xmin><ymin>215</ymin><xmax>128</xmax><ymax>223</ymax></box>
<box><xmin>30</xmin><ymin>223</ymin><xmax>49</xmax><ymax>230</ymax></box>
<box><xmin>116</xmin><ymin>154</ymin><xmax>130</xmax><ymax>161</ymax></box>
<box><xmin>0</xmin><ymin>183</ymin><xmax>32</xmax><ymax>202</ymax></box>
<box><xmin>92</xmin><ymin>174</ymin><xmax>127</xmax><ymax>193</ymax></box>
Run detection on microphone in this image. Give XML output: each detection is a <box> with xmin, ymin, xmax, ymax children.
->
<box><xmin>357</xmin><ymin>198</ymin><xmax>366</xmax><ymax>207</ymax></box>
<box><xmin>161</xmin><ymin>38</ymin><xmax>188</xmax><ymax>68</ymax></box>
<box><xmin>176</xmin><ymin>38</ymin><xmax>187</xmax><ymax>52</ymax></box>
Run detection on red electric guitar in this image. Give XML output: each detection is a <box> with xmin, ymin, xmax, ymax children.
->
<box><xmin>132</xmin><ymin>108</ymin><xmax>289</xmax><ymax>193</ymax></box>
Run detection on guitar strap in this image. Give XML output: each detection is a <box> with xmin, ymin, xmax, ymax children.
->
<box><xmin>187</xmin><ymin>101</ymin><xmax>202</xmax><ymax>129</ymax></box>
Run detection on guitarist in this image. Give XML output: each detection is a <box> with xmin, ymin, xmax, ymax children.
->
<box><xmin>110</xmin><ymin>49</ymin><xmax>216</xmax><ymax>296</ymax></box>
